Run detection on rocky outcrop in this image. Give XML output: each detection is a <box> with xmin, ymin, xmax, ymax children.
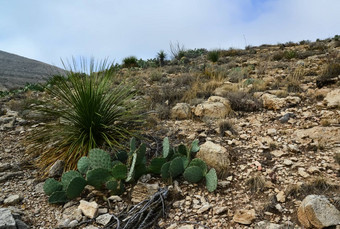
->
<box><xmin>194</xmin><ymin>96</ymin><xmax>232</xmax><ymax>118</ymax></box>
<box><xmin>324</xmin><ymin>88</ymin><xmax>340</xmax><ymax>108</ymax></box>
<box><xmin>171</xmin><ymin>103</ymin><xmax>191</xmax><ymax>120</ymax></box>
<box><xmin>297</xmin><ymin>195</ymin><xmax>340</xmax><ymax>228</ymax></box>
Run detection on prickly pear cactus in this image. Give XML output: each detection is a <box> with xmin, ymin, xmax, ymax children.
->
<box><xmin>169</xmin><ymin>157</ymin><xmax>185</xmax><ymax>178</ymax></box>
<box><xmin>190</xmin><ymin>139</ymin><xmax>200</xmax><ymax>153</ymax></box>
<box><xmin>88</xmin><ymin>148</ymin><xmax>112</xmax><ymax>170</ymax></box>
<box><xmin>161</xmin><ymin>161</ymin><xmax>171</xmax><ymax>180</ymax></box>
<box><xmin>183</xmin><ymin>166</ymin><xmax>204</xmax><ymax>183</ymax></box>
<box><xmin>148</xmin><ymin>157</ymin><xmax>167</xmax><ymax>175</ymax></box>
<box><xmin>162</xmin><ymin>137</ymin><xmax>170</xmax><ymax>158</ymax></box>
<box><xmin>65</xmin><ymin>176</ymin><xmax>87</xmax><ymax>199</ymax></box>
<box><xmin>111</xmin><ymin>163</ymin><xmax>127</xmax><ymax>180</ymax></box>
<box><xmin>106</xmin><ymin>179</ymin><xmax>124</xmax><ymax>195</ymax></box>
<box><xmin>48</xmin><ymin>191</ymin><xmax>68</xmax><ymax>204</ymax></box>
<box><xmin>77</xmin><ymin>156</ymin><xmax>90</xmax><ymax>174</ymax></box>
<box><xmin>61</xmin><ymin>170</ymin><xmax>82</xmax><ymax>188</ymax></box>
<box><xmin>205</xmin><ymin>168</ymin><xmax>218</xmax><ymax>192</ymax></box>
<box><xmin>188</xmin><ymin>158</ymin><xmax>207</xmax><ymax>175</ymax></box>
<box><xmin>86</xmin><ymin>168</ymin><xmax>111</xmax><ymax>189</ymax></box>
<box><xmin>43</xmin><ymin>178</ymin><xmax>63</xmax><ymax>196</ymax></box>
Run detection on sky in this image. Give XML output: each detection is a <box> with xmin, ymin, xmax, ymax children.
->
<box><xmin>1</xmin><ymin>0</ymin><xmax>339</xmax><ymax>68</ymax></box>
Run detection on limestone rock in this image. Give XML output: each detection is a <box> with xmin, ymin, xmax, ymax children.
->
<box><xmin>0</xmin><ymin>208</ymin><xmax>16</xmax><ymax>229</ymax></box>
<box><xmin>293</xmin><ymin>127</ymin><xmax>340</xmax><ymax>146</ymax></box>
<box><xmin>48</xmin><ymin>160</ymin><xmax>65</xmax><ymax>177</ymax></box>
<box><xmin>131</xmin><ymin>182</ymin><xmax>159</xmax><ymax>203</ymax></box>
<box><xmin>261</xmin><ymin>93</ymin><xmax>286</xmax><ymax>110</ymax></box>
<box><xmin>233</xmin><ymin>209</ymin><xmax>256</xmax><ymax>225</ymax></box>
<box><xmin>324</xmin><ymin>89</ymin><xmax>340</xmax><ymax>108</ymax></box>
<box><xmin>194</xmin><ymin>96</ymin><xmax>232</xmax><ymax>118</ymax></box>
<box><xmin>171</xmin><ymin>103</ymin><xmax>191</xmax><ymax>120</ymax></box>
<box><xmin>4</xmin><ymin>195</ymin><xmax>21</xmax><ymax>205</ymax></box>
<box><xmin>255</xmin><ymin>221</ymin><xmax>283</xmax><ymax>229</ymax></box>
<box><xmin>78</xmin><ymin>200</ymin><xmax>99</xmax><ymax>219</ymax></box>
<box><xmin>298</xmin><ymin>195</ymin><xmax>340</xmax><ymax>228</ymax></box>
<box><xmin>276</xmin><ymin>191</ymin><xmax>286</xmax><ymax>203</ymax></box>
<box><xmin>96</xmin><ymin>213</ymin><xmax>113</xmax><ymax>226</ymax></box>
<box><xmin>196</xmin><ymin>141</ymin><xmax>230</xmax><ymax>177</ymax></box>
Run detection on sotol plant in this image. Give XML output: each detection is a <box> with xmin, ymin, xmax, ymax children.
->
<box><xmin>26</xmin><ymin>58</ymin><xmax>144</xmax><ymax>173</ymax></box>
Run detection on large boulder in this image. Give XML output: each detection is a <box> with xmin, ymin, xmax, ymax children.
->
<box><xmin>196</xmin><ymin>141</ymin><xmax>230</xmax><ymax>177</ymax></box>
<box><xmin>324</xmin><ymin>89</ymin><xmax>340</xmax><ymax>108</ymax></box>
<box><xmin>170</xmin><ymin>103</ymin><xmax>191</xmax><ymax>120</ymax></box>
<box><xmin>194</xmin><ymin>96</ymin><xmax>232</xmax><ymax>118</ymax></box>
<box><xmin>293</xmin><ymin>127</ymin><xmax>340</xmax><ymax>146</ymax></box>
<box><xmin>261</xmin><ymin>93</ymin><xmax>300</xmax><ymax>110</ymax></box>
<box><xmin>0</xmin><ymin>208</ymin><xmax>16</xmax><ymax>229</ymax></box>
<box><xmin>297</xmin><ymin>195</ymin><xmax>340</xmax><ymax>228</ymax></box>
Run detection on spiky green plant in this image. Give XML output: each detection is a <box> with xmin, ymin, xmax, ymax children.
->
<box><xmin>157</xmin><ymin>50</ymin><xmax>167</xmax><ymax>66</ymax></box>
<box><xmin>207</xmin><ymin>50</ymin><xmax>220</xmax><ymax>63</ymax></box>
<box><xmin>26</xmin><ymin>58</ymin><xmax>145</xmax><ymax>174</ymax></box>
<box><xmin>122</xmin><ymin>56</ymin><xmax>138</xmax><ymax>68</ymax></box>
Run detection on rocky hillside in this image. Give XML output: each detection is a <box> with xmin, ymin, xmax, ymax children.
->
<box><xmin>0</xmin><ymin>50</ymin><xmax>64</xmax><ymax>91</ymax></box>
<box><xmin>0</xmin><ymin>37</ymin><xmax>340</xmax><ymax>229</ymax></box>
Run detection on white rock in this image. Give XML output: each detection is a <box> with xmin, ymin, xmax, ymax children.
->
<box><xmin>197</xmin><ymin>204</ymin><xmax>211</xmax><ymax>214</ymax></box>
<box><xmin>276</xmin><ymin>191</ymin><xmax>286</xmax><ymax>203</ymax></box>
<box><xmin>4</xmin><ymin>195</ymin><xmax>21</xmax><ymax>205</ymax></box>
<box><xmin>96</xmin><ymin>213</ymin><xmax>113</xmax><ymax>226</ymax></box>
<box><xmin>108</xmin><ymin>195</ymin><xmax>122</xmax><ymax>202</ymax></box>
<box><xmin>194</xmin><ymin>96</ymin><xmax>232</xmax><ymax>118</ymax></box>
<box><xmin>0</xmin><ymin>208</ymin><xmax>16</xmax><ymax>229</ymax></box>
<box><xmin>298</xmin><ymin>168</ymin><xmax>309</xmax><ymax>178</ymax></box>
<box><xmin>283</xmin><ymin>159</ymin><xmax>293</xmax><ymax>166</ymax></box>
<box><xmin>324</xmin><ymin>89</ymin><xmax>340</xmax><ymax>108</ymax></box>
<box><xmin>171</xmin><ymin>103</ymin><xmax>191</xmax><ymax>120</ymax></box>
<box><xmin>78</xmin><ymin>200</ymin><xmax>99</xmax><ymax>219</ymax></box>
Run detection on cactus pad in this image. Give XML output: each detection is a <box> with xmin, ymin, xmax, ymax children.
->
<box><xmin>111</xmin><ymin>163</ymin><xmax>127</xmax><ymax>180</ymax></box>
<box><xmin>43</xmin><ymin>178</ymin><xmax>63</xmax><ymax>196</ymax></box>
<box><xmin>89</xmin><ymin>148</ymin><xmax>112</xmax><ymax>170</ymax></box>
<box><xmin>169</xmin><ymin>157</ymin><xmax>185</xmax><ymax>178</ymax></box>
<box><xmin>190</xmin><ymin>139</ymin><xmax>200</xmax><ymax>153</ymax></box>
<box><xmin>65</xmin><ymin>176</ymin><xmax>86</xmax><ymax>199</ymax></box>
<box><xmin>86</xmin><ymin>168</ymin><xmax>111</xmax><ymax>189</ymax></box>
<box><xmin>162</xmin><ymin>137</ymin><xmax>170</xmax><ymax>158</ymax></box>
<box><xmin>77</xmin><ymin>156</ymin><xmax>90</xmax><ymax>174</ymax></box>
<box><xmin>148</xmin><ymin>157</ymin><xmax>167</xmax><ymax>175</ymax></box>
<box><xmin>61</xmin><ymin>170</ymin><xmax>82</xmax><ymax>188</ymax></box>
<box><xmin>48</xmin><ymin>191</ymin><xmax>68</xmax><ymax>204</ymax></box>
<box><xmin>161</xmin><ymin>161</ymin><xmax>171</xmax><ymax>180</ymax></box>
<box><xmin>205</xmin><ymin>168</ymin><xmax>218</xmax><ymax>192</ymax></box>
<box><xmin>183</xmin><ymin>166</ymin><xmax>204</xmax><ymax>183</ymax></box>
<box><xmin>188</xmin><ymin>158</ymin><xmax>207</xmax><ymax>175</ymax></box>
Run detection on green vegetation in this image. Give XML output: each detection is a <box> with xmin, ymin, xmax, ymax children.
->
<box><xmin>207</xmin><ymin>50</ymin><xmax>220</xmax><ymax>63</ymax></box>
<box><xmin>122</xmin><ymin>56</ymin><xmax>138</xmax><ymax>68</ymax></box>
<box><xmin>26</xmin><ymin>59</ymin><xmax>144</xmax><ymax>173</ymax></box>
<box><xmin>157</xmin><ymin>50</ymin><xmax>167</xmax><ymax>66</ymax></box>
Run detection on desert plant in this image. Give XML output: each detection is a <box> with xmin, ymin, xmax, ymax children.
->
<box><xmin>246</xmin><ymin>173</ymin><xmax>266</xmax><ymax>193</ymax></box>
<box><xmin>225</xmin><ymin>91</ymin><xmax>262</xmax><ymax>112</ymax></box>
<box><xmin>169</xmin><ymin>41</ymin><xmax>185</xmax><ymax>60</ymax></box>
<box><xmin>26</xmin><ymin>58</ymin><xmax>144</xmax><ymax>173</ymax></box>
<box><xmin>157</xmin><ymin>50</ymin><xmax>167</xmax><ymax>66</ymax></box>
<box><xmin>207</xmin><ymin>50</ymin><xmax>220</xmax><ymax>63</ymax></box>
<box><xmin>122</xmin><ymin>56</ymin><xmax>138</xmax><ymax>68</ymax></box>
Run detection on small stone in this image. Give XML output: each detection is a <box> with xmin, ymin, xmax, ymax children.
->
<box><xmin>78</xmin><ymin>200</ymin><xmax>99</xmax><ymax>219</ymax></box>
<box><xmin>307</xmin><ymin>166</ymin><xmax>320</xmax><ymax>174</ymax></box>
<box><xmin>108</xmin><ymin>195</ymin><xmax>122</xmax><ymax>202</ymax></box>
<box><xmin>197</xmin><ymin>204</ymin><xmax>211</xmax><ymax>214</ymax></box>
<box><xmin>233</xmin><ymin>209</ymin><xmax>256</xmax><ymax>225</ymax></box>
<box><xmin>267</xmin><ymin>128</ymin><xmax>277</xmax><ymax>136</ymax></box>
<box><xmin>97</xmin><ymin>208</ymin><xmax>108</xmax><ymax>214</ymax></box>
<box><xmin>214</xmin><ymin>206</ymin><xmax>228</xmax><ymax>215</ymax></box>
<box><xmin>283</xmin><ymin>159</ymin><xmax>293</xmax><ymax>166</ymax></box>
<box><xmin>0</xmin><ymin>208</ymin><xmax>16</xmax><ymax>229</ymax></box>
<box><xmin>83</xmin><ymin>226</ymin><xmax>99</xmax><ymax>229</ymax></box>
<box><xmin>275</xmin><ymin>204</ymin><xmax>283</xmax><ymax>212</ymax></box>
<box><xmin>166</xmin><ymin>223</ymin><xmax>177</xmax><ymax>229</ymax></box>
<box><xmin>35</xmin><ymin>182</ymin><xmax>45</xmax><ymax>193</ymax></box>
<box><xmin>96</xmin><ymin>213</ymin><xmax>113</xmax><ymax>226</ymax></box>
<box><xmin>48</xmin><ymin>160</ymin><xmax>65</xmax><ymax>177</ymax></box>
<box><xmin>15</xmin><ymin>219</ymin><xmax>29</xmax><ymax>229</ymax></box>
<box><xmin>4</xmin><ymin>195</ymin><xmax>21</xmax><ymax>205</ymax></box>
<box><xmin>178</xmin><ymin>225</ymin><xmax>194</xmax><ymax>229</ymax></box>
<box><xmin>276</xmin><ymin>191</ymin><xmax>286</xmax><ymax>203</ymax></box>
<box><xmin>298</xmin><ymin>168</ymin><xmax>309</xmax><ymax>178</ymax></box>
<box><xmin>68</xmin><ymin>220</ymin><xmax>78</xmax><ymax>228</ymax></box>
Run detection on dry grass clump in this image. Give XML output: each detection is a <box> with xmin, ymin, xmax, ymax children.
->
<box><xmin>225</xmin><ymin>91</ymin><xmax>262</xmax><ymax>112</ymax></box>
<box><xmin>219</xmin><ymin>48</ymin><xmax>246</xmax><ymax>57</ymax></box>
<box><xmin>246</xmin><ymin>173</ymin><xmax>266</xmax><ymax>193</ymax></box>
<box><xmin>228</xmin><ymin>67</ymin><xmax>250</xmax><ymax>83</ymax></box>
<box><xmin>334</xmin><ymin>152</ymin><xmax>340</xmax><ymax>165</ymax></box>
<box><xmin>182</xmin><ymin>79</ymin><xmax>223</xmax><ymax>103</ymax></box>
<box><xmin>218</xmin><ymin>120</ymin><xmax>237</xmax><ymax>136</ymax></box>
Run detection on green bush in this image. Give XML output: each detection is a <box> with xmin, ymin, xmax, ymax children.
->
<box><xmin>26</xmin><ymin>58</ymin><xmax>144</xmax><ymax>173</ymax></box>
<box><xmin>207</xmin><ymin>50</ymin><xmax>220</xmax><ymax>63</ymax></box>
<box><xmin>157</xmin><ymin>50</ymin><xmax>167</xmax><ymax>66</ymax></box>
<box><xmin>122</xmin><ymin>56</ymin><xmax>138</xmax><ymax>68</ymax></box>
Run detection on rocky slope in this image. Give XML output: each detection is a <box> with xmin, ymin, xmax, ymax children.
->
<box><xmin>0</xmin><ymin>37</ymin><xmax>340</xmax><ymax>228</ymax></box>
<box><xmin>0</xmin><ymin>50</ymin><xmax>65</xmax><ymax>91</ymax></box>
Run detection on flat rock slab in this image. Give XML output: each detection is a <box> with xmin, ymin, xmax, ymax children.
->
<box><xmin>0</xmin><ymin>208</ymin><xmax>16</xmax><ymax>229</ymax></box>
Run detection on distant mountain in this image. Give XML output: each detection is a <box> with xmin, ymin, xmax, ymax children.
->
<box><xmin>0</xmin><ymin>50</ymin><xmax>65</xmax><ymax>91</ymax></box>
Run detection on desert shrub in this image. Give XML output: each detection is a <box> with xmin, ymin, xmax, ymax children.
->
<box><xmin>149</xmin><ymin>70</ymin><xmax>163</xmax><ymax>82</ymax></box>
<box><xmin>183</xmin><ymin>48</ymin><xmax>207</xmax><ymax>58</ymax></box>
<box><xmin>122</xmin><ymin>56</ymin><xmax>138</xmax><ymax>68</ymax></box>
<box><xmin>170</xmin><ymin>41</ymin><xmax>185</xmax><ymax>60</ymax></box>
<box><xmin>284</xmin><ymin>50</ymin><xmax>298</xmax><ymax>59</ymax></box>
<box><xmin>225</xmin><ymin>91</ymin><xmax>262</xmax><ymax>112</ymax></box>
<box><xmin>308</xmin><ymin>42</ymin><xmax>327</xmax><ymax>51</ymax></box>
<box><xmin>173</xmin><ymin>74</ymin><xmax>196</xmax><ymax>87</ymax></box>
<box><xmin>228</xmin><ymin>67</ymin><xmax>249</xmax><ymax>83</ymax></box>
<box><xmin>207</xmin><ymin>50</ymin><xmax>220</xmax><ymax>63</ymax></box>
<box><xmin>246</xmin><ymin>173</ymin><xmax>266</xmax><ymax>193</ymax></box>
<box><xmin>26</xmin><ymin>59</ymin><xmax>145</xmax><ymax>173</ymax></box>
<box><xmin>299</xmin><ymin>40</ymin><xmax>311</xmax><ymax>45</ymax></box>
<box><xmin>272</xmin><ymin>51</ymin><xmax>285</xmax><ymax>61</ymax></box>
<box><xmin>220</xmin><ymin>48</ymin><xmax>245</xmax><ymax>57</ymax></box>
<box><xmin>218</xmin><ymin>120</ymin><xmax>237</xmax><ymax>136</ymax></box>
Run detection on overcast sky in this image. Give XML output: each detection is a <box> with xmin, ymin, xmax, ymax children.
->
<box><xmin>1</xmin><ymin>0</ymin><xmax>339</xmax><ymax>68</ymax></box>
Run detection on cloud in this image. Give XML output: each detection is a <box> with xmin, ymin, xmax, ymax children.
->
<box><xmin>0</xmin><ymin>0</ymin><xmax>339</xmax><ymax>67</ymax></box>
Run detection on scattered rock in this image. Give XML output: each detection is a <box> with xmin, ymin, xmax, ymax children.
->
<box><xmin>0</xmin><ymin>208</ymin><xmax>16</xmax><ymax>229</ymax></box>
<box><xmin>96</xmin><ymin>213</ymin><xmax>113</xmax><ymax>226</ymax></box>
<box><xmin>255</xmin><ymin>221</ymin><xmax>283</xmax><ymax>229</ymax></box>
<box><xmin>48</xmin><ymin>160</ymin><xmax>65</xmax><ymax>178</ymax></box>
<box><xmin>298</xmin><ymin>195</ymin><xmax>340</xmax><ymax>228</ymax></box>
<box><xmin>171</xmin><ymin>103</ymin><xmax>191</xmax><ymax>120</ymax></box>
<box><xmin>196</xmin><ymin>141</ymin><xmax>230</xmax><ymax>177</ymax></box>
<box><xmin>298</xmin><ymin>168</ymin><xmax>309</xmax><ymax>178</ymax></box>
<box><xmin>233</xmin><ymin>209</ymin><xmax>256</xmax><ymax>225</ymax></box>
<box><xmin>194</xmin><ymin>96</ymin><xmax>232</xmax><ymax>118</ymax></box>
<box><xmin>78</xmin><ymin>200</ymin><xmax>99</xmax><ymax>219</ymax></box>
<box><xmin>324</xmin><ymin>89</ymin><xmax>340</xmax><ymax>108</ymax></box>
<box><xmin>261</xmin><ymin>93</ymin><xmax>286</xmax><ymax>110</ymax></box>
<box><xmin>4</xmin><ymin>195</ymin><xmax>21</xmax><ymax>205</ymax></box>
<box><xmin>276</xmin><ymin>191</ymin><xmax>286</xmax><ymax>203</ymax></box>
